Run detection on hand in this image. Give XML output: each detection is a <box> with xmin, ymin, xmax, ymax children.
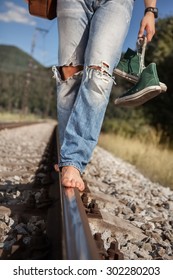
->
<box><xmin>138</xmin><ymin>13</ymin><xmax>156</xmax><ymax>42</ymax></box>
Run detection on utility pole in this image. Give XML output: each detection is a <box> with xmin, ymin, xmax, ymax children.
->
<box><xmin>21</xmin><ymin>27</ymin><xmax>48</xmax><ymax>115</ymax></box>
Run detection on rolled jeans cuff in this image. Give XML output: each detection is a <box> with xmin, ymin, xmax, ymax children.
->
<box><xmin>58</xmin><ymin>162</ymin><xmax>83</xmax><ymax>174</ymax></box>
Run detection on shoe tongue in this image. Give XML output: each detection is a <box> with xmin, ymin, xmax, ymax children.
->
<box><xmin>124</xmin><ymin>48</ymin><xmax>136</xmax><ymax>59</ymax></box>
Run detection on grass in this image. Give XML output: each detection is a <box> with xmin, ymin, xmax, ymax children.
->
<box><xmin>98</xmin><ymin>133</ymin><xmax>173</xmax><ymax>190</ymax></box>
<box><xmin>0</xmin><ymin>112</ymin><xmax>45</xmax><ymax>122</ymax></box>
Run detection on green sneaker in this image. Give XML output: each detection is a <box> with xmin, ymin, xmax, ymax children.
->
<box><xmin>114</xmin><ymin>63</ymin><xmax>162</xmax><ymax>107</ymax></box>
<box><xmin>114</xmin><ymin>38</ymin><xmax>167</xmax><ymax>92</ymax></box>
<box><xmin>114</xmin><ymin>48</ymin><xmax>143</xmax><ymax>83</ymax></box>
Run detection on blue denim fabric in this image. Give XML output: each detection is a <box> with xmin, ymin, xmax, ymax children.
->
<box><xmin>53</xmin><ymin>0</ymin><xmax>134</xmax><ymax>173</ymax></box>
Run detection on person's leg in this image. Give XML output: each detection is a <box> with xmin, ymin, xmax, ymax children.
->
<box><xmin>53</xmin><ymin>65</ymin><xmax>83</xmax><ymax>146</ymax></box>
<box><xmin>59</xmin><ymin>0</ymin><xmax>134</xmax><ymax>187</ymax></box>
<box><xmin>55</xmin><ymin>0</ymin><xmax>92</xmax><ymax>146</ymax></box>
<box><xmin>54</xmin><ymin>0</ymin><xmax>96</xmax><ymax>190</ymax></box>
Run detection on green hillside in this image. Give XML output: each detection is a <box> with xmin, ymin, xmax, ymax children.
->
<box><xmin>0</xmin><ymin>45</ymin><xmax>56</xmax><ymax>117</ymax></box>
<box><xmin>0</xmin><ymin>45</ymin><xmax>44</xmax><ymax>73</ymax></box>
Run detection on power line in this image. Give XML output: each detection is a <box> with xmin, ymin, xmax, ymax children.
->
<box><xmin>22</xmin><ymin>27</ymin><xmax>50</xmax><ymax>114</ymax></box>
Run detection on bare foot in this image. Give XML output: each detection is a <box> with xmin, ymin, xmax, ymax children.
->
<box><xmin>61</xmin><ymin>166</ymin><xmax>85</xmax><ymax>191</ymax></box>
<box><xmin>54</xmin><ymin>164</ymin><xmax>59</xmax><ymax>172</ymax></box>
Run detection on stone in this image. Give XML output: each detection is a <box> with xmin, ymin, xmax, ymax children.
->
<box><xmin>0</xmin><ymin>206</ymin><xmax>11</xmax><ymax>216</ymax></box>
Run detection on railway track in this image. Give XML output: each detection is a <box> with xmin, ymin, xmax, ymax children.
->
<box><xmin>0</xmin><ymin>122</ymin><xmax>122</xmax><ymax>260</ymax></box>
<box><xmin>0</xmin><ymin>121</ymin><xmax>43</xmax><ymax>131</ymax></box>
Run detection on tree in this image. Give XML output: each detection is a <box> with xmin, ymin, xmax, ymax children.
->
<box><xmin>143</xmin><ymin>16</ymin><xmax>173</xmax><ymax>142</ymax></box>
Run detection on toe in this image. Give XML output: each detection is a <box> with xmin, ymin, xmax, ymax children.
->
<box><xmin>80</xmin><ymin>183</ymin><xmax>85</xmax><ymax>191</ymax></box>
<box><xmin>54</xmin><ymin>164</ymin><xmax>59</xmax><ymax>172</ymax></box>
<box><xmin>76</xmin><ymin>181</ymin><xmax>81</xmax><ymax>190</ymax></box>
<box><xmin>62</xmin><ymin>177</ymin><xmax>72</xmax><ymax>187</ymax></box>
<box><xmin>71</xmin><ymin>179</ymin><xmax>76</xmax><ymax>188</ymax></box>
<box><xmin>78</xmin><ymin>182</ymin><xmax>85</xmax><ymax>191</ymax></box>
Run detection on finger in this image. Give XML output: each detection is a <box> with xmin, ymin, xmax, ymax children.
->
<box><xmin>138</xmin><ymin>22</ymin><xmax>145</xmax><ymax>38</ymax></box>
<box><xmin>146</xmin><ymin>29</ymin><xmax>155</xmax><ymax>42</ymax></box>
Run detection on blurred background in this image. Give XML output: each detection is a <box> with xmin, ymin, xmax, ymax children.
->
<box><xmin>0</xmin><ymin>0</ymin><xmax>173</xmax><ymax>188</ymax></box>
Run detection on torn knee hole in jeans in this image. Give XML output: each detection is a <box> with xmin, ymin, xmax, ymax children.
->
<box><xmin>89</xmin><ymin>62</ymin><xmax>109</xmax><ymax>71</ymax></box>
<box><xmin>52</xmin><ymin>64</ymin><xmax>83</xmax><ymax>84</ymax></box>
<box><xmin>60</xmin><ymin>64</ymin><xmax>83</xmax><ymax>81</ymax></box>
<box><xmin>87</xmin><ymin>62</ymin><xmax>114</xmax><ymax>83</ymax></box>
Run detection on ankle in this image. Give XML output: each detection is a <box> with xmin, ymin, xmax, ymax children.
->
<box><xmin>62</xmin><ymin>166</ymin><xmax>80</xmax><ymax>174</ymax></box>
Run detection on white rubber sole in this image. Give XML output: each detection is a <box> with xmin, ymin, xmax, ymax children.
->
<box><xmin>114</xmin><ymin>85</ymin><xmax>162</xmax><ymax>107</ymax></box>
<box><xmin>114</xmin><ymin>68</ymin><xmax>138</xmax><ymax>83</ymax></box>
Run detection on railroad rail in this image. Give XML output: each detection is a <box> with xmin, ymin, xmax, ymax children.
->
<box><xmin>0</xmin><ymin>122</ymin><xmax>101</xmax><ymax>260</ymax></box>
<box><xmin>0</xmin><ymin>121</ymin><xmax>43</xmax><ymax>130</ymax></box>
<box><xmin>49</xmin><ymin>127</ymin><xmax>100</xmax><ymax>259</ymax></box>
<box><xmin>60</xmin><ymin>179</ymin><xmax>99</xmax><ymax>259</ymax></box>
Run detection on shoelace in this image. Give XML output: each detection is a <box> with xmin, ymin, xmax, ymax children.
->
<box><xmin>136</xmin><ymin>35</ymin><xmax>147</xmax><ymax>74</ymax></box>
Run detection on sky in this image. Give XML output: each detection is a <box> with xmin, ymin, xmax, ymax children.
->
<box><xmin>0</xmin><ymin>0</ymin><xmax>173</xmax><ymax>67</ymax></box>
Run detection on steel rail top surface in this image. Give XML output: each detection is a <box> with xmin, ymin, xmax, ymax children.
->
<box><xmin>56</xmin><ymin>127</ymin><xmax>99</xmax><ymax>260</ymax></box>
<box><xmin>62</xmin><ymin>187</ymin><xmax>99</xmax><ymax>260</ymax></box>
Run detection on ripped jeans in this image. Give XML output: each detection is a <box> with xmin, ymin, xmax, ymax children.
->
<box><xmin>53</xmin><ymin>0</ymin><xmax>134</xmax><ymax>173</ymax></box>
